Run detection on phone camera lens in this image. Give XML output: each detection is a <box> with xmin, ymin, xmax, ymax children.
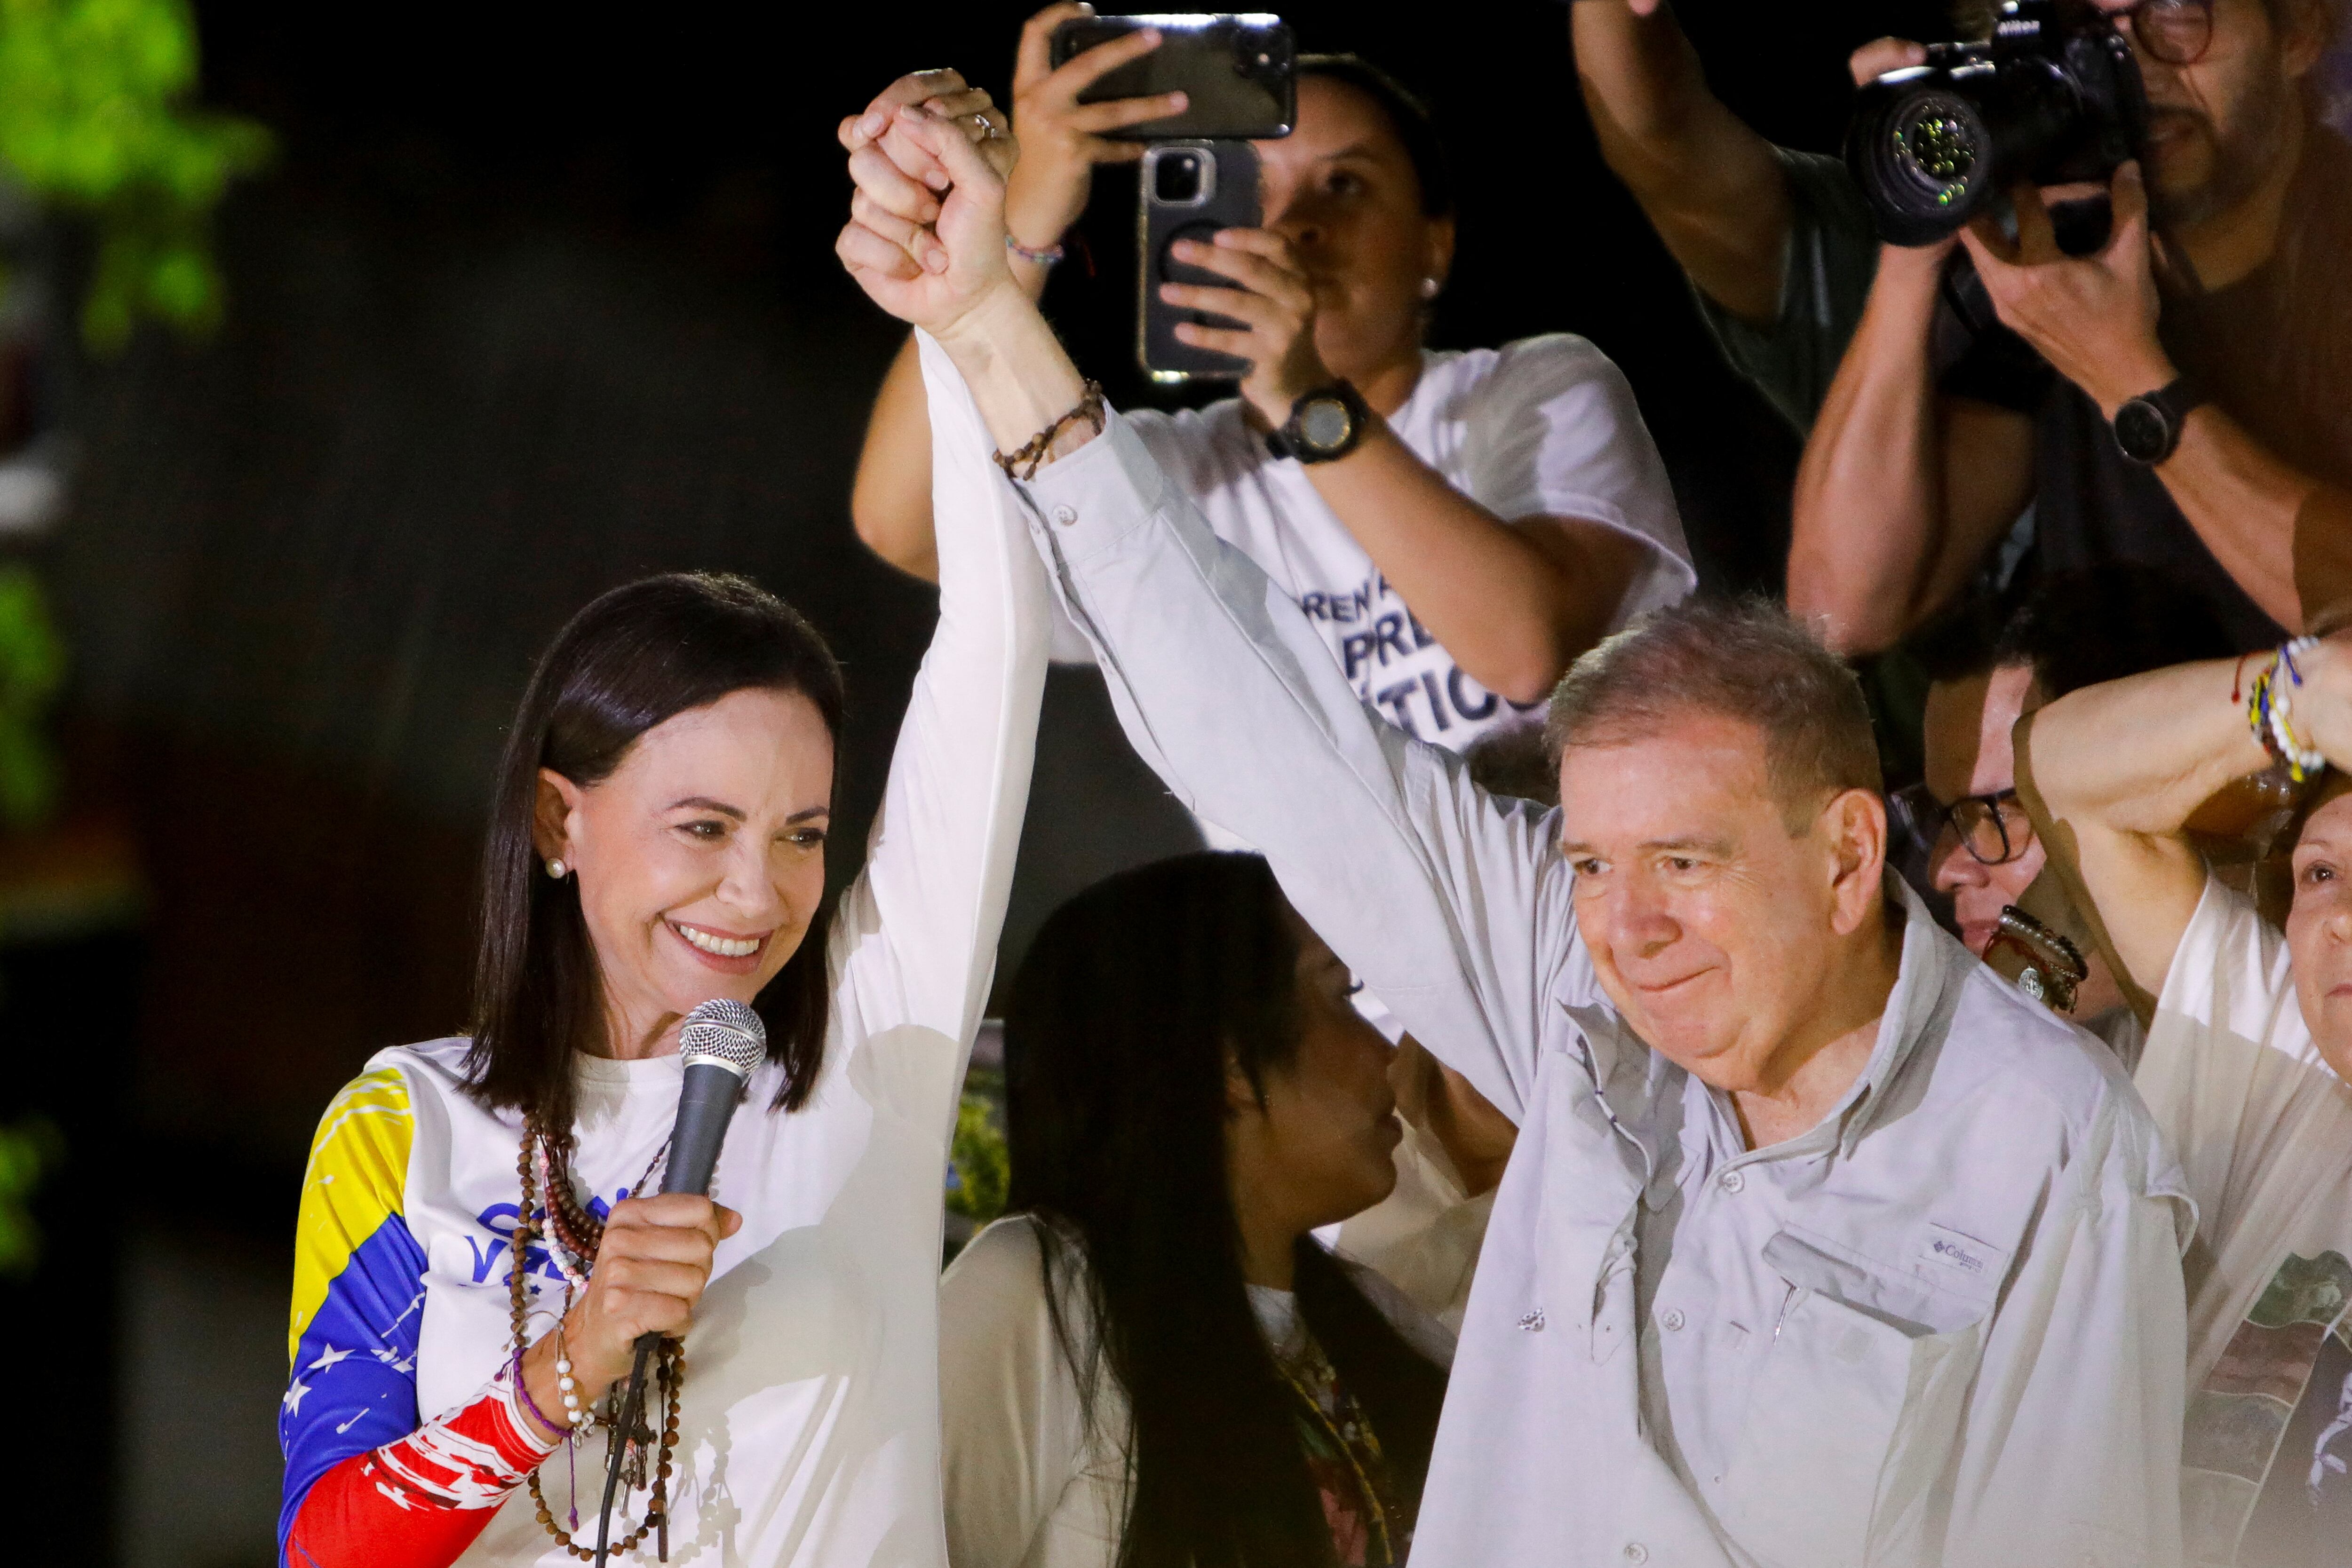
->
<box><xmin>1154</xmin><ymin>152</ymin><xmax>1204</xmax><ymax>204</ymax></box>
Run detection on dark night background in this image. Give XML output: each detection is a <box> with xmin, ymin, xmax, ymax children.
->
<box><xmin>1</xmin><ymin>2</ymin><xmax>1946</xmax><ymax>1561</ymax></box>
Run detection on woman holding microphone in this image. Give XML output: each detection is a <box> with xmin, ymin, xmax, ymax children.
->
<box><xmin>276</xmin><ymin>93</ymin><xmax>1049</xmax><ymax>1561</ymax></box>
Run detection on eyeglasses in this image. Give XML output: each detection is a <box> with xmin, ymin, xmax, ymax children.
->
<box><xmin>2112</xmin><ymin>0</ymin><xmax>2216</xmax><ymax>67</ymax></box>
<box><xmin>1893</xmin><ymin>784</ymin><xmax>2036</xmax><ymax>867</ymax></box>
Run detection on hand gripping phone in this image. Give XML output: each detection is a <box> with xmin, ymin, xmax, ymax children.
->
<box><xmin>1049</xmin><ymin>13</ymin><xmax>1295</xmax><ymax>141</ymax></box>
<box><xmin>1138</xmin><ymin>140</ymin><xmax>1261</xmax><ymax>383</ymax></box>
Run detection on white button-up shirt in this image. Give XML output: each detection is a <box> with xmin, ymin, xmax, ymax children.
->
<box><xmin>1009</xmin><ymin>410</ymin><xmax>2195</xmax><ymax>1568</ymax></box>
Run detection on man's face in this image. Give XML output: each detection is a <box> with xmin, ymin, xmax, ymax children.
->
<box><xmin>1558</xmin><ymin>710</ymin><xmax>1884</xmax><ymax>1095</ymax></box>
<box><xmin>2099</xmin><ymin>0</ymin><xmax>2322</xmax><ymax>226</ymax></box>
<box><xmin>1921</xmin><ymin>664</ymin><xmax>2045</xmax><ymax>955</ymax></box>
<box><xmin>2286</xmin><ymin>787</ymin><xmax>2352</xmax><ymax>1082</ymax></box>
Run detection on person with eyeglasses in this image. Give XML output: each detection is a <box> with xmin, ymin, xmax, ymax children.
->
<box><xmin>1898</xmin><ymin>568</ymin><xmax>2237</xmax><ymax>1057</ymax></box>
<box><xmin>1790</xmin><ymin>0</ymin><xmax>2352</xmax><ymax>658</ymax></box>
<box><xmin>836</xmin><ymin>98</ymin><xmax>2197</xmax><ymax>1566</ymax></box>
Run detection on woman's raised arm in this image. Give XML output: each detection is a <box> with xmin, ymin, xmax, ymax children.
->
<box><xmin>829</xmin><ymin>95</ymin><xmax>1060</xmax><ymax>1056</ymax></box>
<box><xmin>2018</xmin><ymin>637</ymin><xmax>2352</xmax><ymax>997</ymax></box>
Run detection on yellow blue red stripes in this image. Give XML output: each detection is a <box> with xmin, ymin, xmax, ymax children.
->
<box><xmin>280</xmin><ymin>1065</ymin><xmax>433</xmax><ymax>1559</ymax></box>
<box><xmin>287</xmin><ymin>1067</ymin><xmax>413</xmax><ymax>1364</ymax></box>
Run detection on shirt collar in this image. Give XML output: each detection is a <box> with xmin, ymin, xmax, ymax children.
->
<box><xmin>1826</xmin><ymin>874</ymin><xmax>1959</xmax><ymax>1156</ymax></box>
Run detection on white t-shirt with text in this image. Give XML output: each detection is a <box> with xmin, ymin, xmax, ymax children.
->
<box><xmin>1078</xmin><ymin>334</ymin><xmax>1692</xmax><ymax>753</ymax></box>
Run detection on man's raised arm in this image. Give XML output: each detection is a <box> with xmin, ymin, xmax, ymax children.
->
<box><xmin>1018</xmin><ymin>416</ymin><xmax>1570</xmax><ymax>1118</ymax></box>
<box><xmin>838</xmin><ymin>91</ymin><xmax>1567</xmax><ymax>1120</ymax></box>
<box><xmin>1571</xmin><ymin>0</ymin><xmax>1791</xmax><ymax>327</ymax></box>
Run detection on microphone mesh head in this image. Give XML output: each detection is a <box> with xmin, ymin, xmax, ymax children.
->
<box><xmin>678</xmin><ymin>998</ymin><xmax>767</xmax><ymax>1076</ymax></box>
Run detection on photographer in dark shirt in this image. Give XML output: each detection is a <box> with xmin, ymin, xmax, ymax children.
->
<box><xmin>1789</xmin><ymin>0</ymin><xmax>2352</xmax><ymax>655</ymax></box>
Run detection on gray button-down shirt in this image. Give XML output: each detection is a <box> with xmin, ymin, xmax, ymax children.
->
<box><xmin>1007</xmin><ymin>406</ymin><xmax>2195</xmax><ymax>1568</ymax></box>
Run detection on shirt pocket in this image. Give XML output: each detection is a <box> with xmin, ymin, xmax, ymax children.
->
<box><xmin>1716</xmin><ymin>1230</ymin><xmax>1991</xmax><ymax>1568</ymax></box>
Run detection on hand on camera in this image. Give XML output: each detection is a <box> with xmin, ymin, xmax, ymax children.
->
<box><xmin>1006</xmin><ymin>3</ymin><xmax>1188</xmax><ymax>256</ymax></box>
<box><xmin>837</xmin><ymin>72</ymin><xmax>1021</xmax><ymax>338</ymax></box>
<box><xmin>561</xmin><ymin>1193</ymin><xmax>742</xmax><ymax>1393</ymax></box>
<box><xmin>1161</xmin><ymin>230</ymin><xmax>1335</xmax><ymax>428</ymax></box>
<box><xmin>1848</xmin><ymin>37</ymin><xmax>1927</xmax><ymax>88</ymax></box>
<box><xmin>1960</xmin><ymin>161</ymin><xmax>2175</xmax><ymax>416</ymax></box>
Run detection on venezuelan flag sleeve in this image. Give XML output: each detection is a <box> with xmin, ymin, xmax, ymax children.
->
<box><xmin>278</xmin><ymin>1066</ymin><xmax>429</xmax><ymax>1558</ymax></box>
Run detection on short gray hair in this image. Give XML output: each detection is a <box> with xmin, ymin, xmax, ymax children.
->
<box><xmin>1542</xmin><ymin>597</ymin><xmax>1883</xmax><ymax>826</ymax></box>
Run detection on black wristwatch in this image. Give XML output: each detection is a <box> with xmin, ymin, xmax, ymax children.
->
<box><xmin>1265</xmin><ymin>381</ymin><xmax>1371</xmax><ymax>464</ymax></box>
<box><xmin>2111</xmin><ymin>375</ymin><xmax>2206</xmax><ymax>466</ymax></box>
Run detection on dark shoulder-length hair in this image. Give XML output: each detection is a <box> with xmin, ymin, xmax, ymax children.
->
<box><xmin>464</xmin><ymin>571</ymin><xmax>845</xmax><ymax>1136</ymax></box>
<box><xmin>1003</xmin><ymin>852</ymin><xmax>1448</xmax><ymax>1568</ymax></box>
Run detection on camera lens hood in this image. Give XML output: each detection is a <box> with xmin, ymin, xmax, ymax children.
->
<box><xmin>1848</xmin><ymin>71</ymin><xmax>1999</xmax><ymax>246</ymax></box>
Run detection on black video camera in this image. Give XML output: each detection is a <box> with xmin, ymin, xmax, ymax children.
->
<box><xmin>1847</xmin><ymin>0</ymin><xmax>2148</xmax><ymax>246</ymax></box>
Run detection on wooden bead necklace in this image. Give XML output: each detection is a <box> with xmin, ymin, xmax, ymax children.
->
<box><xmin>510</xmin><ymin>1117</ymin><xmax>685</xmax><ymax>1562</ymax></box>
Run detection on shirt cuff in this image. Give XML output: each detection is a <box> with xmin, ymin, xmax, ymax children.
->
<box><xmin>1014</xmin><ymin>410</ymin><xmax>1168</xmax><ymax>570</ymax></box>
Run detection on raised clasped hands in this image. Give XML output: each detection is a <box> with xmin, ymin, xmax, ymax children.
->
<box><xmin>836</xmin><ymin>70</ymin><xmax>1022</xmax><ymax>341</ymax></box>
<box><xmin>1162</xmin><ymin>229</ymin><xmax>1337</xmax><ymax>428</ymax></box>
<box><xmin>1959</xmin><ymin>161</ymin><xmax>2177</xmax><ymax>416</ymax></box>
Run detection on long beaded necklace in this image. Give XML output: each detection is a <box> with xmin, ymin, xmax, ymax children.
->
<box><xmin>509</xmin><ymin>1117</ymin><xmax>686</xmax><ymax>1563</ymax></box>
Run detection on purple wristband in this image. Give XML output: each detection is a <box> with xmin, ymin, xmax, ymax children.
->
<box><xmin>509</xmin><ymin>1349</ymin><xmax>568</xmax><ymax>1441</ymax></box>
<box><xmin>1006</xmin><ymin>233</ymin><xmax>1066</xmax><ymax>267</ymax></box>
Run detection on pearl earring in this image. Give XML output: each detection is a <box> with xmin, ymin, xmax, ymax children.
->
<box><xmin>546</xmin><ymin>857</ymin><xmax>567</xmax><ymax>879</ymax></box>
<box><xmin>1420</xmin><ymin>277</ymin><xmax>1440</xmax><ymax>300</ymax></box>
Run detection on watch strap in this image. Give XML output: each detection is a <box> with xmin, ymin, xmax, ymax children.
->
<box><xmin>2153</xmin><ymin>374</ymin><xmax>2207</xmax><ymax>423</ymax></box>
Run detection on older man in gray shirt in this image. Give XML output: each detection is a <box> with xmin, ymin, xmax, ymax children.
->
<box><xmin>836</xmin><ymin>94</ymin><xmax>2195</xmax><ymax>1568</ymax></box>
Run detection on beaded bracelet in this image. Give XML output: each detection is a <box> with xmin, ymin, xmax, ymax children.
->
<box><xmin>2247</xmin><ymin>636</ymin><xmax>2327</xmax><ymax>782</ymax></box>
<box><xmin>1987</xmin><ymin>905</ymin><xmax>2087</xmax><ymax>1015</ymax></box>
<box><xmin>1005</xmin><ymin>233</ymin><xmax>1066</xmax><ymax>267</ymax></box>
<box><xmin>993</xmin><ymin>380</ymin><xmax>1105</xmax><ymax>481</ymax></box>
<box><xmin>508</xmin><ymin>1348</ymin><xmax>569</xmax><ymax>1442</ymax></box>
<box><xmin>553</xmin><ymin>1319</ymin><xmax>593</xmax><ymax>1430</ymax></box>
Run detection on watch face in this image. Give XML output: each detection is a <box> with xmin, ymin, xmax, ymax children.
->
<box><xmin>2114</xmin><ymin>397</ymin><xmax>2171</xmax><ymax>463</ymax></box>
<box><xmin>1298</xmin><ymin>396</ymin><xmax>1354</xmax><ymax>453</ymax></box>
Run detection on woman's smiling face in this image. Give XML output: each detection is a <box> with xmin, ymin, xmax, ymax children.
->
<box><xmin>535</xmin><ymin>686</ymin><xmax>834</xmax><ymax>1056</ymax></box>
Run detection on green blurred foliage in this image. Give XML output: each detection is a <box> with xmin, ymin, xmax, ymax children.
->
<box><xmin>946</xmin><ymin>1088</ymin><xmax>1009</xmax><ymax>1227</ymax></box>
<box><xmin>0</xmin><ymin>0</ymin><xmax>271</xmax><ymax>351</ymax></box>
<box><xmin>0</xmin><ymin>1</ymin><xmax>267</xmax><ymax>837</ymax></box>
<box><xmin>0</xmin><ymin>1116</ymin><xmax>60</xmax><ymax>1273</ymax></box>
<box><xmin>0</xmin><ymin>564</ymin><xmax>62</xmax><ymax>827</ymax></box>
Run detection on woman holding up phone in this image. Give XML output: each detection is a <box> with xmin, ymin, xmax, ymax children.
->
<box><xmin>849</xmin><ymin>3</ymin><xmax>1692</xmax><ymax>753</ymax></box>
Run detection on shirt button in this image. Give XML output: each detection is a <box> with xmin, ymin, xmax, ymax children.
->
<box><xmin>1663</xmin><ymin>1308</ymin><xmax>1687</xmax><ymax>1332</ymax></box>
<box><xmin>1050</xmin><ymin>504</ymin><xmax>1077</xmax><ymax>526</ymax></box>
<box><xmin>1623</xmin><ymin>1544</ymin><xmax>1649</xmax><ymax>1564</ymax></box>
<box><xmin>1719</xmin><ymin>1169</ymin><xmax>1746</xmax><ymax>1195</ymax></box>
